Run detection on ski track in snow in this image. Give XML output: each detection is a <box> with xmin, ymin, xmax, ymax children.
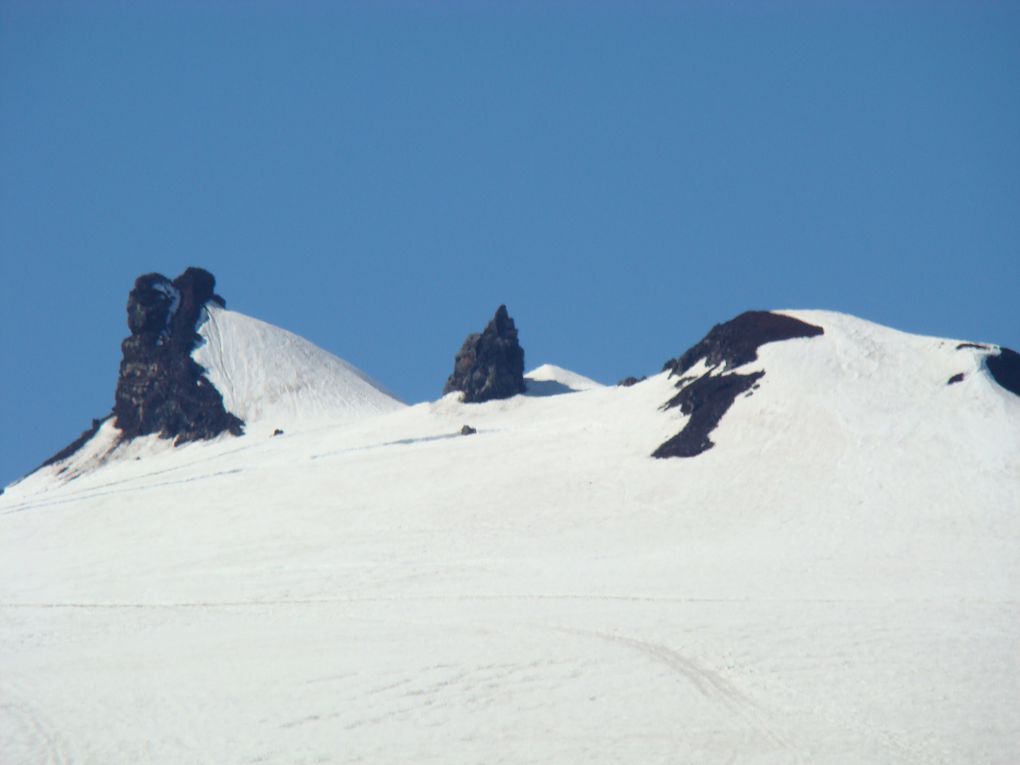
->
<box><xmin>555</xmin><ymin>627</ymin><xmax>806</xmax><ymax>763</ymax></box>
<box><xmin>309</xmin><ymin>429</ymin><xmax>489</xmax><ymax>461</ymax></box>
<box><xmin>1</xmin><ymin>678</ymin><xmax>77</xmax><ymax>765</ymax></box>
<box><xmin>5</xmin><ymin>417</ymin><xmax>499</xmax><ymax>516</ymax></box>
<box><xmin>0</xmin><ymin>468</ymin><xmax>246</xmax><ymax>515</ymax></box>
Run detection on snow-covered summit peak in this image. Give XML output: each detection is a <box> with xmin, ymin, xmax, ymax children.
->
<box><xmin>524</xmin><ymin>364</ymin><xmax>603</xmax><ymax>396</ymax></box>
<box><xmin>33</xmin><ymin>269</ymin><xmax>404</xmax><ymax>485</ymax></box>
<box><xmin>653</xmin><ymin>308</ymin><xmax>1020</xmax><ymax>459</ymax></box>
<box><xmin>775</xmin><ymin>309</ymin><xmax>1020</xmax><ymax>396</ymax></box>
<box><xmin>194</xmin><ymin>304</ymin><xmax>404</xmax><ymax>430</ymax></box>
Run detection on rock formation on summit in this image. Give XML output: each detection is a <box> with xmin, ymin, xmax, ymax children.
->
<box><xmin>113</xmin><ymin>267</ymin><xmax>243</xmax><ymax>442</ymax></box>
<box><xmin>654</xmin><ymin>311</ymin><xmax>824</xmax><ymax>459</ymax></box>
<box><xmin>443</xmin><ymin>305</ymin><xmax>526</xmax><ymax>403</ymax></box>
<box><xmin>43</xmin><ymin>267</ymin><xmax>243</xmax><ymax>467</ymax></box>
<box><xmin>662</xmin><ymin>310</ymin><xmax>825</xmax><ymax>378</ymax></box>
<box><xmin>617</xmin><ymin>376</ymin><xmax>646</xmax><ymax>387</ymax></box>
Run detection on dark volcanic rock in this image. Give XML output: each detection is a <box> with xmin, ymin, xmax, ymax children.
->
<box><xmin>653</xmin><ymin>371</ymin><xmax>764</xmax><ymax>458</ymax></box>
<box><xmin>113</xmin><ymin>268</ymin><xmax>242</xmax><ymax>441</ymax></box>
<box><xmin>653</xmin><ymin>311</ymin><xmax>824</xmax><ymax>459</ymax></box>
<box><xmin>443</xmin><ymin>305</ymin><xmax>526</xmax><ymax>403</ymax></box>
<box><xmin>663</xmin><ymin>310</ymin><xmax>824</xmax><ymax>377</ymax></box>
<box><xmin>617</xmin><ymin>376</ymin><xmax>646</xmax><ymax>387</ymax></box>
<box><xmin>947</xmin><ymin>373</ymin><xmax>965</xmax><ymax>385</ymax></box>
<box><xmin>460</xmin><ymin>424</ymin><xmax>477</xmax><ymax>436</ymax></box>
<box><xmin>986</xmin><ymin>347</ymin><xmax>1020</xmax><ymax>397</ymax></box>
<box><xmin>43</xmin><ymin>267</ymin><xmax>243</xmax><ymax>469</ymax></box>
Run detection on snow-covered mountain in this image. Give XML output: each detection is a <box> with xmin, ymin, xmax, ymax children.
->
<box><xmin>2</xmin><ymin>284</ymin><xmax>1018</xmax><ymax>764</ymax></box>
<box><xmin>193</xmin><ymin>303</ymin><xmax>404</xmax><ymax>430</ymax></box>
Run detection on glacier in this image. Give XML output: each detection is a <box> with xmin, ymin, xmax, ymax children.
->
<box><xmin>1</xmin><ymin>308</ymin><xmax>1018</xmax><ymax>764</ymax></box>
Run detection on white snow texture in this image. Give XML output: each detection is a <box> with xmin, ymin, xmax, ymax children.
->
<box><xmin>1</xmin><ymin>308</ymin><xmax>1018</xmax><ymax>765</ymax></box>
<box><xmin>194</xmin><ymin>304</ymin><xmax>404</xmax><ymax>428</ymax></box>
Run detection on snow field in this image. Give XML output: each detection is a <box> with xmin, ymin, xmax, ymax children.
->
<box><xmin>2</xmin><ymin>310</ymin><xmax>1018</xmax><ymax>764</ymax></box>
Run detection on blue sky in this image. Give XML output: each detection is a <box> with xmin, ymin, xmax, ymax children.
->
<box><xmin>2</xmin><ymin>1</ymin><xmax>1018</xmax><ymax>487</ymax></box>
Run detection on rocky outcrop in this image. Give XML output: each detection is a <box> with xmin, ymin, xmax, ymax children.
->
<box><xmin>986</xmin><ymin>347</ymin><xmax>1020</xmax><ymax>397</ymax></box>
<box><xmin>617</xmin><ymin>376</ymin><xmax>646</xmax><ymax>387</ymax></box>
<box><xmin>652</xmin><ymin>372</ymin><xmax>764</xmax><ymax>458</ymax></box>
<box><xmin>43</xmin><ymin>268</ymin><xmax>243</xmax><ymax>468</ymax></box>
<box><xmin>952</xmin><ymin>343</ymin><xmax>1020</xmax><ymax>397</ymax></box>
<box><xmin>113</xmin><ymin>268</ymin><xmax>243</xmax><ymax>442</ymax></box>
<box><xmin>663</xmin><ymin>311</ymin><xmax>824</xmax><ymax>377</ymax></box>
<box><xmin>443</xmin><ymin>305</ymin><xmax>526</xmax><ymax>403</ymax></box>
<box><xmin>654</xmin><ymin>311</ymin><xmax>824</xmax><ymax>459</ymax></box>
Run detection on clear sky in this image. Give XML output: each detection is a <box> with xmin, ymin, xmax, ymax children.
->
<box><xmin>2</xmin><ymin>1</ymin><xmax>1018</xmax><ymax>487</ymax></box>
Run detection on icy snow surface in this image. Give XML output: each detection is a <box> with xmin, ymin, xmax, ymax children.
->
<box><xmin>524</xmin><ymin>363</ymin><xmax>603</xmax><ymax>396</ymax></box>
<box><xmin>2</xmin><ymin>310</ymin><xmax>1018</xmax><ymax>764</ymax></box>
<box><xmin>193</xmin><ymin>304</ymin><xmax>404</xmax><ymax>430</ymax></box>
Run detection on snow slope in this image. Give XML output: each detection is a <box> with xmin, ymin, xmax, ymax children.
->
<box><xmin>1</xmin><ymin>310</ymin><xmax>1018</xmax><ymax>764</ymax></box>
<box><xmin>523</xmin><ymin>363</ymin><xmax>603</xmax><ymax>395</ymax></box>
<box><xmin>194</xmin><ymin>304</ymin><xmax>404</xmax><ymax>429</ymax></box>
<box><xmin>12</xmin><ymin>305</ymin><xmax>405</xmax><ymax>487</ymax></box>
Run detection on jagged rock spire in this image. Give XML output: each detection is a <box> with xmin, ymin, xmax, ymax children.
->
<box><xmin>113</xmin><ymin>267</ymin><xmax>243</xmax><ymax>442</ymax></box>
<box><xmin>43</xmin><ymin>268</ymin><xmax>243</xmax><ymax>468</ymax></box>
<box><xmin>443</xmin><ymin>305</ymin><xmax>526</xmax><ymax>403</ymax></box>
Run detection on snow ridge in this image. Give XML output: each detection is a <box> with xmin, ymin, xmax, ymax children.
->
<box><xmin>194</xmin><ymin>304</ymin><xmax>404</xmax><ymax>430</ymax></box>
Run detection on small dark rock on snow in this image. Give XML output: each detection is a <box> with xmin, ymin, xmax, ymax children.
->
<box><xmin>617</xmin><ymin>376</ymin><xmax>646</xmax><ymax>387</ymax></box>
<box><xmin>460</xmin><ymin>425</ymin><xmax>477</xmax><ymax>436</ymax></box>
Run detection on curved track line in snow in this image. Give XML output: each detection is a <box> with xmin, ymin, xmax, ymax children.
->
<box><xmin>0</xmin><ymin>436</ymin><xmax>270</xmax><ymax>514</ymax></box>
<box><xmin>556</xmin><ymin>627</ymin><xmax>805</xmax><ymax>763</ymax></box>
<box><xmin>310</xmin><ymin>429</ymin><xmax>492</xmax><ymax>460</ymax></box>
<box><xmin>0</xmin><ymin>469</ymin><xmax>245</xmax><ymax>516</ymax></box>
<box><xmin>4</xmin><ymin>426</ymin><xmax>489</xmax><ymax>516</ymax></box>
<box><xmin>1</xmin><ymin>679</ymin><xmax>77</xmax><ymax>765</ymax></box>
